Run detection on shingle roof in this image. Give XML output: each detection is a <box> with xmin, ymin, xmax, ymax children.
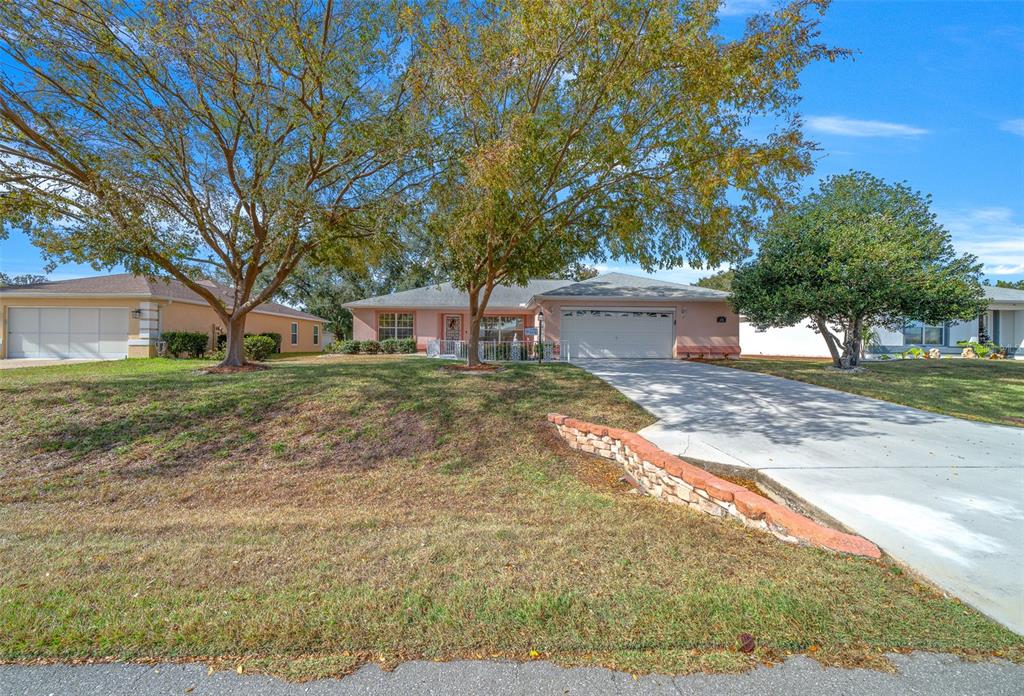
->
<box><xmin>984</xmin><ymin>285</ymin><xmax>1024</xmax><ymax>303</ymax></box>
<box><xmin>535</xmin><ymin>272</ymin><xmax>729</xmax><ymax>301</ymax></box>
<box><xmin>0</xmin><ymin>273</ymin><xmax>324</xmax><ymax>320</ymax></box>
<box><xmin>344</xmin><ymin>278</ymin><xmax>574</xmax><ymax>309</ymax></box>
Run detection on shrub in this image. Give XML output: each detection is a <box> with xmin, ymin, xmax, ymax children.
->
<box><xmin>216</xmin><ymin>331</ymin><xmax>282</xmax><ymax>353</ymax></box>
<box><xmin>254</xmin><ymin>332</ymin><xmax>282</xmax><ymax>353</ymax></box>
<box><xmin>336</xmin><ymin>339</ymin><xmax>360</xmax><ymax>354</ymax></box>
<box><xmin>162</xmin><ymin>331</ymin><xmax>209</xmax><ymax>358</ymax></box>
<box><xmin>398</xmin><ymin>337</ymin><xmax>417</xmax><ymax>353</ymax></box>
<box><xmin>380</xmin><ymin>338</ymin><xmax>400</xmax><ymax>354</ymax></box>
<box><xmin>360</xmin><ymin>340</ymin><xmax>381</xmax><ymax>354</ymax></box>
<box><xmin>244</xmin><ymin>335</ymin><xmax>277</xmax><ymax>361</ymax></box>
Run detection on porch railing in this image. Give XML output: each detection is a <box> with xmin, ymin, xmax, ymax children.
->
<box><xmin>426</xmin><ymin>339</ymin><xmax>562</xmax><ymax>362</ymax></box>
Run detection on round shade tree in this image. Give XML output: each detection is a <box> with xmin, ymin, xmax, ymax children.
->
<box><xmin>413</xmin><ymin>0</ymin><xmax>845</xmax><ymax>366</ymax></box>
<box><xmin>0</xmin><ymin>0</ymin><xmax>422</xmax><ymax>367</ymax></box>
<box><xmin>731</xmin><ymin>172</ymin><xmax>987</xmax><ymax>369</ymax></box>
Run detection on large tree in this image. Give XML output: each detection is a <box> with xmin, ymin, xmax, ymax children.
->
<box><xmin>414</xmin><ymin>0</ymin><xmax>842</xmax><ymax>365</ymax></box>
<box><xmin>0</xmin><ymin>0</ymin><xmax>422</xmax><ymax>366</ymax></box>
<box><xmin>731</xmin><ymin>172</ymin><xmax>987</xmax><ymax>369</ymax></box>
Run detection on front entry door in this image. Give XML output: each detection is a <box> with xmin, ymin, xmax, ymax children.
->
<box><xmin>444</xmin><ymin>315</ymin><xmax>462</xmax><ymax>342</ymax></box>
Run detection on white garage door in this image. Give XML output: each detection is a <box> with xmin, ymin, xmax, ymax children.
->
<box><xmin>561</xmin><ymin>309</ymin><xmax>674</xmax><ymax>359</ymax></box>
<box><xmin>6</xmin><ymin>307</ymin><xmax>129</xmax><ymax>359</ymax></box>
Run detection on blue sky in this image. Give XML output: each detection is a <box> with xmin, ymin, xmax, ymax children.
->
<box><xmin>2</xmin><ymin>0</ymin><xmax>1023</xmax><ymax>285</ymax></box>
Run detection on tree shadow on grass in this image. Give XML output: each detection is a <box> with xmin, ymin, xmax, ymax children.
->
<box><xmin>575</xmin><ymin>359</ymin><xmax>970</xmax><ymax>449</ymax></box>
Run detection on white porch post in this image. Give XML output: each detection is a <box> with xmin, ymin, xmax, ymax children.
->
<box><xmin>128</xmin><ymin>301</ymin><xmax>161</xmax><ymax>358</ymax></box>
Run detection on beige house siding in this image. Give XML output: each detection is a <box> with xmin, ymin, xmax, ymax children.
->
<box><xmin>1</xmin><ymin>296</ymin><xmax>324</xmax><ymax>358</ymax></box>
<box><xmin>159</xmin><ymin>301</ymin><xmax>324</xmax><ymax>353</ymax></box>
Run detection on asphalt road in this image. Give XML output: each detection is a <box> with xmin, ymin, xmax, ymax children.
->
<box><xmin>576</xmin><ymin>359</ymin><xmax>1024</xmax><ymax>634</ymax></box>
<box><xmin>1</xmin><ymin>653</ymin><xmax>1022</xmax><ymax>696</ymax></box>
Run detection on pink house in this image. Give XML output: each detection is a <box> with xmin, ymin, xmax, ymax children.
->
<box><xmin>345</xmin><ymin>272</ymin><xmax>739</xmax><ymax>359</ymax></box>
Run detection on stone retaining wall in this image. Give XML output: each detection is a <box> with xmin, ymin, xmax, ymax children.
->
<box><xmin>548</xmin><ymin>413</ymin><xmax>880</xmax><ymax>558</ymax></box>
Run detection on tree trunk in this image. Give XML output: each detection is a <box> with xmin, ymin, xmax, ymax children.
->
<box><xmin>813</xmin><ymin>315</ymin><xmax>842</xmax><ymax>368</ymax></box>
<box><xmin>848</xmin><ymin>316</ymin><xmax>864</xmax><ymax>368</ymax></box>
<box><xmin>837</xmin><ymin>317</ymin><xmax>863</xmax><ymax>370</ymax></box>
<box><xmin>221</xmin><ymin>314</ymin><xmax>247</xmax><ymax>367</ymax></box>
<box><xmin>466</xmin><ymin>287</ymin><xmax>481</xmax><ymax>367</ymax></box>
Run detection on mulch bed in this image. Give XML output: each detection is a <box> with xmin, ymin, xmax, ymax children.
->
<box><xmin>440</xmin><ymin>363</ymin><xmax>505</xmax><ymax>373</ymax></box>
<box><xmin>196</xmin><ymin>363</ymin><xmax>271</xmax><ymax>374</ymax></box>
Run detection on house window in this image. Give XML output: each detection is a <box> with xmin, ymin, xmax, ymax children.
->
<box><xmin>290</xmin><ymin>322</ymin><xmax>298</xmax><ymax>345</ymax></box>
<box><xmin>313</xmin><ymin>325</ymin><xmax>320</xmax><ymax>345</ymax></box>
<box><xmin>479</xmin><ymin>315</ymin><xmax>524</xmax><ymax>342</ymax></box>
<box><xmin>903</xmin><ymin>320</ymin><xmax>944</xmax><ymax>345</ymax></box>
<box><xmin>378</xmin><ymin>312</ymin><xmax>413</xmax><ymax>340</ymax></box>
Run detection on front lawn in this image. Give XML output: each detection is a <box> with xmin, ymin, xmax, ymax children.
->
<box><xmin>708</xmin><ymin>357</ymin><xmax>1024</xmax><ymax>427</ymax></box>
<box><xmin>0</xmin><ymin>356</ymin><xmax>1019</xmax><ymax>679</ymax></box>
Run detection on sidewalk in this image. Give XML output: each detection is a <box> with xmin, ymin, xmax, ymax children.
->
<box><xmin>2</xmin><ymin>653</ymin><xmax>1022</xmax><ymax>696</ymax></box>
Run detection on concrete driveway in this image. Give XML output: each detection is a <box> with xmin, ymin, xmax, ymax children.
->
<box><xmin>576</xmin><ymin>359</ymin><xmax>1024</xmax><ymax>634</ymax></box>
<box><xmin>0</xmin><ymin>358</ymin><xmax>106</xmax><ymax>370</ymax></box>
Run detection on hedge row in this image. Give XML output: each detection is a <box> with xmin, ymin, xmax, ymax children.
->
<box><xmin>332</xmin><ymin>337</ymin><xmax>416</xmax><ymax>354</ymax></box>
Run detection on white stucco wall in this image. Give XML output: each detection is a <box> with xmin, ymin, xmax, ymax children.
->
<box><xmin>740</xmin><ymin>320</ymin><xmax>831</xmax><ymax>357</ymax></box>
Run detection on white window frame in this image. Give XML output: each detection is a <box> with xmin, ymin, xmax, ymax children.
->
<box><xmin>290</xmin><ymin>322</ymin><xmax>298</xmax><ymax>345</ymax></box>
<box><xmin>313</xmin><ymin>325</ymin><xmax>320</xmax><ymax>345</ymax></box>
<box><xmin>377</xmin><ymin>312</ymin><xmax>414</xmax><ymax>341</ymax></box>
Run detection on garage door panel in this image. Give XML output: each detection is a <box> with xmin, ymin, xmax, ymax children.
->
<box><xmin>39</xmin><ymin>308</ymin><xmax>69</xmax><ymax>332</ymax></box>
<box><xmin>69</xmin><ymin>308</ymin><xmax>99</xmax><ymax>333</ymax></box>
<box><xmin>40</xmin><ymin>333</ymin><xmax>71</xmax><ymax>357</ymax></box>
<box><xmin>100</xmin><ymin>308</ymin><xmax>129</xmax><ymax>334</ymax></box>
<box><xmin>68</xmin><ymin>338</ymin><xmax>102</xmax><ymax>358</ymax></box>
<box><xmin>9</xmin><ymin>308</ymin><xmax>39</xmax><ymax>332</ymax></box>
<box><xmin>8</xmin><ymin>331</ymin><xmax>39</xmax><ymax>357</ymax></box>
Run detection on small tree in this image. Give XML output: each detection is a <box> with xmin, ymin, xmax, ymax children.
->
<box><xmin>0</xmin><ymin>0</ymin><xmax>420</xmax><ymax>366</ymax></box>
<box><xmin>731</xmin><ymin>172</ymin><xmax>987</xmax><ymax>369</ymax></box>
<box><xmin>415</xmin><ymin>0</ymin><xmax>843</xmax><ymax>365</ymax></box>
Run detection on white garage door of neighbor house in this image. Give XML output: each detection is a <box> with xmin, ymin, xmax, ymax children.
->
<box><xmin>561</xmin><ymin>309</ymin><xmax>674</xmax><ymax>359</ymax></box>
<box><xmin>6</xmin><ymin>307</ymin><xmax>129</xmax><ymax>359</ymax></box>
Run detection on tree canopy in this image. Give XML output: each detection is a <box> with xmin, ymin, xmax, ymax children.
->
<box><xmin>695</xmin><ymin>269</ymin><xmax>735</xmax><ymax>292</ymax></box>
<box><xmin>0</xmin><ymin>0</ymin><xmax>423</xmax><ymax>365</ymax></box>
<box><xmin>413</xmin><ymin>0</ymin><xmax>843</xmax><ymax>364</ymax></box>
<box><xmin>731</xmin><ymin>171</ymin><xmax>987</xmax><ymax>368</ymax></box>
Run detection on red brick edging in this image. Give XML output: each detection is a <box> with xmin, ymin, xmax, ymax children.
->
<box><xmin>547</xmin><ymin>413</ymin><xmax>881</xmax><ymax>559</ymax></box>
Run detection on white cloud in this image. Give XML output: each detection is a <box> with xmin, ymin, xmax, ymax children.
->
<box><xmin>998</xmin><ymin>119</ymin><xmax>1024</xmax><ymax>137</ymax></box>
<box><xmin>805</xmin><ymin>116</ymin><xmax>929</xmax><ymax>138</ymax></box>
<box><xmin>938</xmin><ymin>206</ymin><xmax>1024</xmax><ymax>276</ymax></box>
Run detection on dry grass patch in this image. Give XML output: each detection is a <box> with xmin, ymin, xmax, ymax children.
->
<box><xmin>0</xmin><ymin>356</ymin><xmax>1020</xmax><ymax>679</ymax></box>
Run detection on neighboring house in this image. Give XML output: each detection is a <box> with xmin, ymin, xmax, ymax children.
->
<box><xmin>345</xmin><ymin>272</ymin><xmax>739</xmax><ymax>359</ymax></box>
<box><xmin>0</xmin><ymin>274</ymin><xmax>325</xmax><ymax>359</ymax></box>
<box><xmin>740</xmin><ymin>285</ymin><xmax>1024</xmax><ymax>359</ymax></box>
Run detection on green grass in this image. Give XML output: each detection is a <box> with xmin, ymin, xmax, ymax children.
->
<box><xmin>707</xmin><ymin>357</ymin><xmax>1024</xmax><ymax>427</ymax></box>
<box><xmin>0</xmin><ymin>356</ymin><xmax>1019</xmax><ymax>679</ymax></box>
